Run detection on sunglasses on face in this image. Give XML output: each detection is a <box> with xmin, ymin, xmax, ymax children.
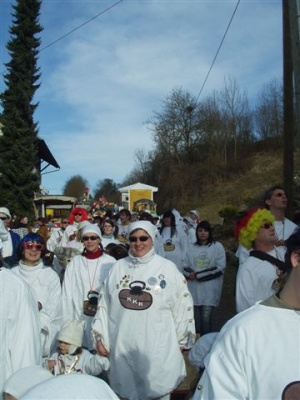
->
<box><xmin>23</xmin><ymin>242</ymin><xmax>44</xmax><ymax>251</ymax></box>
<box><xmin>74</xmin><ymin>213</ymin><xmax>83</xmax><ymax>216</ymax></box>
<box><xmin>261</xmin><ymin>222</ymin><xmax>274</xmax><ymax>230</ymax></box>
<box><xmin>129</xmin><ymin>236</ymin><xmax>150</xmax><ymax>242</ymax></box>
<box><xmin>82</xmin><ymin>236</ymin><xmax>99</xmax><ymax>242</ymax></box>
<box><xmin>0</xmin><ymin>216</ymin><xmax>8</xmax><ymax>221</ymax></box>
<box><xmin>61</xmin><ymin>221</ymin><xmax>69</xmax><ymax>224</ymax></box>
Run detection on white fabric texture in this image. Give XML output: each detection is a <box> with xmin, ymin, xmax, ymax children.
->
<box><xmin>3</xmin><ymin>366</ymin><xmax>53</xmax><ymax>398</ymax></box>
<box><xmin>159</xmin><ymin>226</ymin><xmax>188</xmax><ymax>271</ymax></box>
<box><xmin>184</xmin><ymin>241</ymin><xmax>226</xmax><ymax>306</ymax></box>
<box><xmin>20</xmin><ymin>374</ymin><xmax>120</xmax><ymax>399</ymax></box>
<box><xmin>193</xmin><ymin>302</ymin><xmax>300</xmax><ymax>400</ymax></box>
<box><xmin>58</xmin><ymin>319</ymin><xmax>85</xmax><ymax>347</ymax></box>
<box><xmin>12</xmin><ymin>260</ymin><xmax>62</xmax><ymax>357</ymax></box>
<box><xmin>92</xmin><ymin>253</ymin><xmax>195</xmax><ymax>400</ymax></box>
<box><xmin>235</xmin><ymin>247</ymin><xmax>285</xmax><ymax>313</ymax></box>
<box><xmin>188</xmin><ymin>332</ymin><xmax>219</xmax><ymax>370</ymax></box>
<box><xmin>0</xmin><ymin>268</ymin><xmax>42</xmax><ymax>396</ymax></box>
<box><xmin>62</xmin><ymin>253</ymin><xmax>116</xmax><ymax>350</ymax></box>
<box><xmin>49</xmin><ymin>348</ymin><xmax>109</xmax><ymax>376</ymax></box>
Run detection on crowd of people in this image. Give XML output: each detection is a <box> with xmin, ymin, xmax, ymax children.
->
<box><xmin>0</xmin><ymin>184</ymin><xmax>299</xmax><ymax>399</ymax></box>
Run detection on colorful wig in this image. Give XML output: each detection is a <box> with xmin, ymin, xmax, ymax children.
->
<box><xmin>17</xmin><ymin>233</ymin><xmax>45</xmax><ymax>260</ymax></box>
<box><xmin>235</xmin><ymin>207</ymin><xmax>275</xmax><ymax>250</ymax></box>
<box><xmin>69</xmin><ymin>207</ymin><xmax>88</xmax><ymax>224</ymax></box>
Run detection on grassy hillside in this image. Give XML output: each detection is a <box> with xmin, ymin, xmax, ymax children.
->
<box><xmin>198</xmin><ymin>149</ymin><xmax>294</xmax><ymax>223</ymax></box>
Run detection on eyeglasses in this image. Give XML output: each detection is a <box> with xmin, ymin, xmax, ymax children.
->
<box><xmin>261</xmin><ymin>222</ymin><xmax>274</xmax><ymax>229</ymax></box>
<box><xmin>75</xmin><ymin>213</ymin><xmax>83</xmax><ymax>216</ymax></box>
<box><xmin>23</xmin><ymin>242</ymin><xmax>44</xmax><ymax>251</ymax></box>
<box><xmin>61</xmin><ymin>221</ymin><xmax>69</xmax><ymax>224</ymax></box>
<box><xmin>0</xmin><ymin>216</ymin><xmax>8</xmax><ymax>221</ymax></box>
<box><xmin>129</xmin><ymin>236</ymin><xmax>150</xmax><ymax>242</ymax></box>
<box><xmin>82</xmin><ymin>236</ymin><xmax>99</xmax><ymax>241</ymax></box>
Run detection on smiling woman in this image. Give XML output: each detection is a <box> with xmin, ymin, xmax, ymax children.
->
<box><xmin>11</xmin><ymin>233</ymin><xmax>62</xmax><ymax>358</ymax></box>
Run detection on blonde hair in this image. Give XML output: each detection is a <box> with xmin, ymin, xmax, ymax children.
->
<box><xmin>238</xmin><ymin>208</ymin><xmax>275</xmax><ymax>250</ymax></box>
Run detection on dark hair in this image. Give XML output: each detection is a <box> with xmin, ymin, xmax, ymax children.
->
<box><xmin>160</xmin><ymin>210</ymin><xmax>176</xmax><ymax>237</ymax></box>
<box><xmin>119</xmin><ymin>209</ymin><xmax>131</xmax><ymax>218</ymax></box>
<box><xmin>101</xmin><ymin>219</ymin><xmax>117</xmax><ymax>238</ymax></box>
<box><xmin>17</xmin><ymin>232</ymin><xmax>45</xmax><ymax>260</ymax></box>
<box><xmin>195</xmin><ymin>220</ymin><xmax>214</xmax><ymax>246</ymax></box>
<box><xmin>284</xmin><ymin>228</ymin><xmax>300</xmax><ymax>274</ymax></box>
<box><xmin>263</xmin><ymin>185</ymin><xmax>285</xmax><ymax>208</ymax></box>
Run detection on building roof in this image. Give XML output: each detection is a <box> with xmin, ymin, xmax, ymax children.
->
<box><xmin>118</xmin><ymin>182</ymin><xmax>158</xmax><ymax>193</ymax></box>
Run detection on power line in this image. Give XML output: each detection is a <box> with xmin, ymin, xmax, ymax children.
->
<box><xmin>195</xmin><ymin>0</ymin><xmax>241</xmax><ymax>103</ymax></box>
<box><xmin>39</xmin><ymin>0</ymin><xmax>124</xmax><ymax>53</ymax></box>
<box><xmin>1</xmin><ymin>0</ymin><xmax>124</xmax><ymax>77</ymax></box>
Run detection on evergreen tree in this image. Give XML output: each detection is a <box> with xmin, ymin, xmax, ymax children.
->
<box><xmin>0</xmin><ymin>0</ymin><xmax>43</xmax><ymax>218</ymax></box>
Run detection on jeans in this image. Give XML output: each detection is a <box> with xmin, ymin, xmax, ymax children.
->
<box><xmin>194</xmin><ymin>305</ymin><xmax>214</xmax><ymax>335</ymax></box>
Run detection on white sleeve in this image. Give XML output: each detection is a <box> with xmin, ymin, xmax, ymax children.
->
<box><xmin>83</xmin><ymin>352</ymin><xmax>110</xmax><ymax>375</ymax></box>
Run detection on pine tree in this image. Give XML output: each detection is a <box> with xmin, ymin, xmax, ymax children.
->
<box><xmin>0</xmin><ymin>0</ymin><xmax>43</xmax><ymax>218</ymax></box>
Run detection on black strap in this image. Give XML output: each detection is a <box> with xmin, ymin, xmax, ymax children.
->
<box><xmin>250</xmin><ymin>250</ymin><xmax>287</xmax><ymax>272</ymax></box>
<box><xmin>196</xmin><ymin>270</ymin><xmax>223</xmax><ymax>282</ymax></box>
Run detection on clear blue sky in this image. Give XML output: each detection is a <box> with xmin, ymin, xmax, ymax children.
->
<box><xmin>1</xmin><ymin>0</ymin><xmax>282</xmax><ymax>194</ymax></box>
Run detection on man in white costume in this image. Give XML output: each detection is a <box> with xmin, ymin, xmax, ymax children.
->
<box><xmin>235</xmin><ymin>207</ymin><xmax>286</xmax><ymax>313</ymax></box>
<box><xmin>192</xmin><ymin>229</ymin><xmax>300</xmax><ymax>400</ymax></box>
<box><xmin>236</xmin><ymin>185</ymin><xmax>297</xmax><ymax>264</ymax></box>
<box><xmin>0</xmin><ymin>268</ymin><xmax>42</xmax><ymax>396</ymax></box>
<box><xmin>92</xmin><ymin>221</ymin><xmax>195</xmax><ymax>400</ymax></box>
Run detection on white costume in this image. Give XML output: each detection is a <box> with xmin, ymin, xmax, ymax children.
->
<box><xmin>12</xmin><ymin>260</ymin><xmax>62</xmax><ymax>357</ymax></box>
<box><xmin>235</xmin><ymin>247</ymin><xmax>285</xmax><ymax>313</ymax></box>
<box><xmin>101</xmin><ymin>235</ymin><xmax>120</xmax><ymax>249</ymax></box>
<box><xmin>0</xmin><ymin>268</ymin><xmax>42</xmax><ymax>396</ymax></box>
<box><xmin>193</xmin><ymin>296</ymin><xmax>300</xmax><ymax>400</ymax></box>
<box><xmin>46</xmin><ymin>227</ymin><xmax>65</xmax><ymax>252</ymax></box>
<box><xmin>92</xmin><ymin>251</ymin><xmax>195</xmax><ymax>400</ymax></box>
<box><xmin>49</xmin><ymin>349</ymin><xmax>109</xmax><ymax>376</ymax></box>
<box><xmin>21</xmin><ymin>374</ymin><xmax>120</xmax><ymax>400</ymax></box>
<box><xmin>159</xmin><ymin>227</ymin><xmax>188</xmax><ymax>271</ymax></box>
<box><xmin>62</xmin><ymin>253</ymin><xmax>115</xmax><ymax>350</ymax></box>
<box><xmin>184</xmin><ymin>242</ymin><xmax>226</xmax><ymax>306</ymax></box>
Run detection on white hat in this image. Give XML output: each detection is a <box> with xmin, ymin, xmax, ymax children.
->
<box><xmin>189</xmin><ymin>210</ymin><xmax>200</xmax><ymax>219</ymax></box>
<box><xmin>58</xmin><ymin>320</ymin><xmax>86</xmax><ymax>347</ymax></box>
<box><xmin>21</xmin><ymin>374</ymin><xmax>120</xmax><ymax>400</ymax></box>
<box><xmin>82</xmin><ymin>223</ymin><xmax>102</xmax><ymax>239</ymax></box>
<box><xmin>128</xmin><ymin>221</ymin><xmax>156</xmax><ymax>243</ymax></box>
<box><xmin>3</xmin><ymin>366</ymin><xmax>53</xmax><ymax>399</ymax></box>
<box><xmin>0</xmin><ymin>207</ymin><xmax>11</xmax><ymax>220</ymax></box>
<box><xmin>78</xmin><ymin>220</ymin><xmax>91</xmax><ymax>230</ymax></box>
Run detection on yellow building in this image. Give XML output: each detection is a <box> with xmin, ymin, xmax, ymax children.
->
<box><xmin>118</xmin><ymin>182</ymin><xmax>158</xmax><ymax>214</ymax></box>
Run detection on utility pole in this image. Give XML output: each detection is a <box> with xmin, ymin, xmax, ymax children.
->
<box><xmin>283</xmin><ymin>0</ymin><xmax>300</xmax><ymax>217</ymax></box>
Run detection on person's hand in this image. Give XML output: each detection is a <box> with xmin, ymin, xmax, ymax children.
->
<box><xmin>96</xmin><ymin>340</ymin><xmax>109</xmax><ymax>357</ymax></box>
<box><xmin>189</xmin><ymin>271</ymin><xmax>196</xmax><ymax>280</ymax></box>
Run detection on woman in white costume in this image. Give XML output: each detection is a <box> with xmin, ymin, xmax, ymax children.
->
<box><xmin>12</xmin><ymin>233</ymin><xmax>62</xmax><ymax>358</ymax></box>
<box><xmin>62</xmin><ymin>223</ymin><xmax>116</xmax><ymax>350</ymax></box>
<box><xmin>183</xmin><ymin>221</ymin><xmax>226</xmax><ymax>335</ymax></box>
<box><xmin>92</xmin><ymin>220</ymin><xmax>195</xmax><ymax>400</ymax></box>
<box><xmin>100</xmin><ymin>219</ymin><xmax>119</xmax><ymax>249</ymax></box>
<box><xmin>159</xmin><ymin>210</ymin><xmax>188</xmax><ymax>272</ymax></box>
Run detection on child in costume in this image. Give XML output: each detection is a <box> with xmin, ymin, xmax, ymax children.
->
<box><xmin>46</xmin><ymin>320</ymin><xmax>109</xmax><ymax>376</ymax></box>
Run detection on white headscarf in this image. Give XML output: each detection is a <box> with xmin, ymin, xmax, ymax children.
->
<box><xmin>127</xmin><ymin>221</ymin><xmax>156</xmax><ymax>243</ymax></box>
<box><xmin>3</xmin><ymin>366</ymin><xmax>53</xmax><ymax>399</ymax></box>
<box><xmin>20</xmin><ymin>374</ymin><xmax>120</xmax><ymax>399</ymax></box>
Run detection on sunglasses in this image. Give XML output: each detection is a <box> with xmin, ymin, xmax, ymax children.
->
<box><xmin>61</xmin><ymin>221</ymin><xmax>69</xmax><ymax>224</ymax></box>
<box><xmin>261</xmin><ymin>222</ymin><xmax>273</xmax><ymax>230</ymax></box>
<box><xmin>82</xmin><ymin>236</ymin><xmax>99</xmax><ymax>241</ymax></box>
<box><xmin>0</xmin><ymin>216</ymin><xmax>8</xmax><ymax>221</ymax></box>
<box><xmin>23</xmin><ymin>242</ymin><xmax>44</xmax><ymax>251</ymax></box>
<box><xmin>129</xmin><ymin>236</ymin><xmax>150</xmax><ymax>242</ymax></box>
